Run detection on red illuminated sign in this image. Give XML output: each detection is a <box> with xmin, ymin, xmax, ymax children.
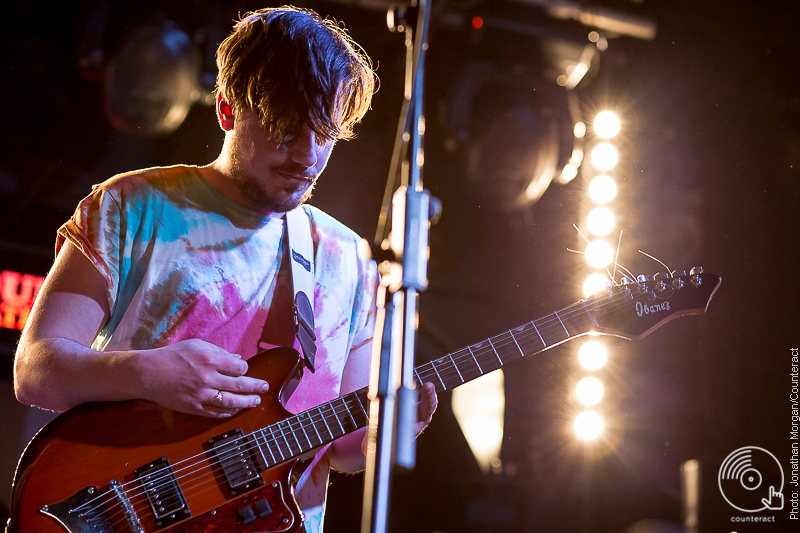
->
<box><xmin>1</xmin><ymin>270</ymin><xmax>45</xmax><ymax>331</ymax></box>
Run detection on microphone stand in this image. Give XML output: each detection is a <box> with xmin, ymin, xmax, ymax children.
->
<box><xmin>361</xmin><ymin>2</ymin><xmax>437</xmax><ymax>532</ymax></box>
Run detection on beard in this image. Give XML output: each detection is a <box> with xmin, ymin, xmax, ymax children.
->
<box><xmin>228</xmin><ymin>153</ymin><xmax>316</xmax><ymax>213</ymax></box>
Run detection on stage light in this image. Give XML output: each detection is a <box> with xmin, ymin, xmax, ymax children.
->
<box><xmin>587</xmin><ymin>207</ymin><xmax>615</xmax><ymax>235</ymax></box>
<box><xmin>446</xmin><ymin>60</ymin><xmax>576</xmax><ymax>209</ymax></box>
<box><xmin>574</xmin><ymin>121</ymin><xmax>587</xmax><ymax>138</ymax></box>
<box><xmin>594</xmin><ymin>111</ymin><xmax>620</xmax><ymax>138</ymax></box>
<box><xmin>591</xmin><ymin>143</ymin><xmax>618</xmax><ymax>171</ymax></box>
<box><xmin>585</xmin><ymin>240</ymin><xmax>613</xmax><ymax>268</ymax></box>
<box><xmin>576</xmin><ymin>377</ymin><xmax>604</xmax><ymax>405</ymax></box>
<box><xmin>570</xmin><ymin>148</ymin><xmax>584</xmax><ymax>166</ymax></box>
<box><xmin>559</xmin><ymin>149</ymin><xmax>585</xmax><ymax>185</ymax></box>
<box><xmin>103</xmin><ymin>20</ymin><xmax>202</xmax><ymax>135</ymax></box>
<box><xmin>579</xmin><ymin>341</ymin><xmax>607</xmax><ymax>370</ymax></box>
<box><xmin>574</xmin><ymin>411</ymin><xmax>603</xmax><ymax>440</ymax></box>
<box><xmin>452</xmin><ymin>371</ymin><xmax>505</xmax><ymax>473</ymax></box>
<box><xmin>582</xmin><ymin>273</ymin><xmax>608</xmax><ymax>297</ymax></box>
<box><xmin>561</xmin><ymin>164</ymin><xmax>578</xmax><ymax>183</ymax></box>
<box><xmin>589</xmin><ymin>174</ymin><xmax>617</xmax><ymax>203</ymax></box>
<box><xmin>564</xmin><ymin>62</ymin><xmax>589</xmax><ymax>90</ymax></box>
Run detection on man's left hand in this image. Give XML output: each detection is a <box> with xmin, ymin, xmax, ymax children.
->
<box><xmin>415</xmin><ymin>382</ymin><xmax>438</xmax><ymax>436</ymax></box>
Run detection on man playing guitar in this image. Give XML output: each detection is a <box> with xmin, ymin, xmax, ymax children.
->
<box><xmin>13</xmin><ymin>7</ymin><xmax>437</xmax><ymax>532</ymax></box>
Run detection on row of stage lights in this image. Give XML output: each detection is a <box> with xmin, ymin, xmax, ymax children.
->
<box><xmin>449</xmin><ymin>112</ymin><xmax>623</xmax><ymax>468</ymax></box>
<box><xmin>573</xmin><ymin>110</ymin><xmax>621</xmax><ymax>441</ymax></box>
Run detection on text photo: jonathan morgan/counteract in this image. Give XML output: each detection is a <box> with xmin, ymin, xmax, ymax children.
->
<box><xmin>790</xmin><ymin>347</ymin><xmax>799</xmax><ymax>520</ymax></box>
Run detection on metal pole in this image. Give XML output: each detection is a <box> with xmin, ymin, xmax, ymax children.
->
<box><xmin>362</xmin><ymin>1</ymin><xmax>435</xmax><ymax>532</ymax></box>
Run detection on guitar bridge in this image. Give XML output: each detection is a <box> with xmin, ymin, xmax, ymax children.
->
<box><xmin>209</xmin><ymin>428</ymin><xmax>266</xmax><ymax>496</ymax></box>
<box><xmin>135</xmin><ymin>457</ymin><xmax>191</xmax><ymax>528</ymax></box>
<box><xmin>39</xmin><ymin>485</ymin><xmax>116</xmax><ymax>533</ymax></box>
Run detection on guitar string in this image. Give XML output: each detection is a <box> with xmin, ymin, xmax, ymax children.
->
<box><xmin>81</xmin><ymin>287</ymin><xmax>647</xmax><ymax>526</ymax></box>
<box><xmin>76</xmin><ymin>286</ymin><xmax>643</xmax><ymax>523</ymax></box>
<box><xmin>423</xmin><ymin>281</ymin><xmax>684</xmax><ymax>408</ymax></box>
<box><xmin>117</xmin><ymin>289</ymin><xmax>639</xmax><ymax>517</ymax></box>
<box><xmin>136</xmin><ymin>290</ymin><xmax>626</xmax><ymax>499</ymax></box>
<box><xmin>415</xmin><ymin>288</ymin><xmax>644</xmax><ymax>389</ymax></box>
<box><xmin>205</xmin><ymin>284</ymin><xmax>657</xmax><ymax>498</ymax></box>
<box><xmin>74</xmin><ymin>286</ymin><xmax>650</xmax><ymax>522</ymax></box>
<box><xmin>76</xmin><ymin>287</ymin><xmax>643</xmax><ymax>521</ymax></box>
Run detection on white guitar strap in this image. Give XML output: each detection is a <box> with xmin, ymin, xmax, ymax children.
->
<box><xmin>285</xmin><ymin>207</ymin><xmax>317</xmax><ymax>373</ymax></box>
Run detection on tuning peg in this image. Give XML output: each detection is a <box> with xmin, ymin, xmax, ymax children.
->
<box><xmin>672</xmin><ymin>270</ymin><xmax>687</xmax><ymax>289</ymax></box>
<box><xmin>690</xmin><ymin>266</ymin><xmax>704</xmax><ymax>287</ymax></box>
<box><xmin>653</xmin><ymin>272</ymin><xmax>672</xmax><ymax>292</ymax></box>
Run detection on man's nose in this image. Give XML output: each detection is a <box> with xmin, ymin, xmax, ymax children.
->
<box><xmin>288</xmin><ymin>127</ymin><xmax>318</xmax><ymax>168</ymax></box>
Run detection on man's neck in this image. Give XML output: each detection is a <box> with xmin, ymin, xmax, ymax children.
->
<box><xmin>198</xmin><ymin>161</ymin><xmax>282</xmax><ymax>218</ymax></box>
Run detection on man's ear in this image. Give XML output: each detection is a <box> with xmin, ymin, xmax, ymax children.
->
<box><xmin>216</xmin><ymin>93</ymin><xmax>235</xmax><ymax>131</ymax></box>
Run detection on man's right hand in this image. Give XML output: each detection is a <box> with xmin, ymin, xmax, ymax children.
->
<box><xmin>14</xmin><ymin>240</ymin><xmax>268</xmax><ymax>418</ymax></box>
<box><xmin>136</xmin><ymin>339</ymin><xmax>269</xmax><ymax>417</ymax></box>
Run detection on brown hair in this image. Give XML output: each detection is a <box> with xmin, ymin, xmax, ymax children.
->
<box><xmin>216</xmin><ymin>6</ymin><xmax>375</xmax><ymax>144</ymax></box>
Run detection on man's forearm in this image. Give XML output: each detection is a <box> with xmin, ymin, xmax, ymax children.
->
<box><xmin>14</xmin><ymin>336</ymin><xmax>138</xmax><ymax>412</ymax></box>
<box><xmin>15</xmin><ymin>335</ymin><xmax>271</xmax><ymax>418</ymax></box>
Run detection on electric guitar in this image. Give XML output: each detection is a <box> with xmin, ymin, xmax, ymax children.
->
<box><xmin>7</xmin><ymin>267</ymin><xmax>720</xmax><ymax>533</ymax></box>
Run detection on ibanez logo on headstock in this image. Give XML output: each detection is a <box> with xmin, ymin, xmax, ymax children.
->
<box><xmin>594</xmin><ymin>266</ymin><xmax>721</xmax><ymax>341</ymax></box>
<box><xmin>636</xmin><ymin>300</ymin><xmax>670</xmax><ymax>317</ymax></box>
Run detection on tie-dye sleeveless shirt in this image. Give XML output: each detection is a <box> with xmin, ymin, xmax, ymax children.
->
<box><xmin>56</xmin><ymin>165</ymin><xmax>377</xmax><ymax>532</ymax></box>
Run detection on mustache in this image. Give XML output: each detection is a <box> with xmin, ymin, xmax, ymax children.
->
<box><xmin>272</xmin><ymin>163</ymin><xmax>316</xmax><ymax>179</ymax></box>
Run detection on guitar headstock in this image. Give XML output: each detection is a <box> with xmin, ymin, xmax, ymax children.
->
<box><xmin>589</xmin><ymin>267</ymin><xmax>721</xmax><ymax>341</ymax></box>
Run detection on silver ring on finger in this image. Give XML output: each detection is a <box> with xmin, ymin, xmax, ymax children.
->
<box><xmin>210</xmin><ymin>390</ymin><xmax>224</xmax><ymax>408</ymax></box>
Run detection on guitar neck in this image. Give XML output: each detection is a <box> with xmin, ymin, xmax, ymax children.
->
<box><xmin>249</xmin><ymin>291</ymin><xmax>632</xmax><ymax>466</ymax></box>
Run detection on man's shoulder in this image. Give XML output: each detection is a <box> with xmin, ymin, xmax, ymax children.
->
<box><xmin>302</xmin><ymin>205</ymin><xmax>363</xmax><ymax>246</ymax></box>
<box><xmin>93</xmin><ymin>165</ymin><xmax>200</xmax><ymax>198</ymax></box>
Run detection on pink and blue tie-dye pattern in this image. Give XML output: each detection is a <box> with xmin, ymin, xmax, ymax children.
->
<box><xmin>57</xmin><ymin>165</ymin><xmax>377</xmax><ymax>533</ymax></box>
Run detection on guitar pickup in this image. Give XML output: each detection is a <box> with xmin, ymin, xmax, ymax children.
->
<box><xmin>209</xmin><ymin>428</ymin><xmax>266</xmax><ymax>496</ymax></box>
<box><xmin>135</xmin><ymin>457</ymin><xmax>191</xmax><ymax>528</ymax></box>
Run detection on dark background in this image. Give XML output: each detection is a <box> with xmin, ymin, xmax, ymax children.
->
<box><xmin>1</xmin><ymin>1</ymin><xmax>798</xmax><ymax>532</ymax></box>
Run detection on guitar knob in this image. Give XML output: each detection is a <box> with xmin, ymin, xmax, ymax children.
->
<box><xmin>620</xmin><ymin>276</ymin><xmax>635</xmax><ymax>286</ymax></box>
<box><xmin>653</xmin><ymin>272</ymin><xmax>672</xmax><ymax>282</ymax></box>
<box><xmin>690</xmin><ymin>266</ymin><xmax>704</xmax><ymax>276</ymax></box>
<box><xmin>636</xmin><ymin>274</ymin><xmax>650</xmax><ymax>285</ymax></box>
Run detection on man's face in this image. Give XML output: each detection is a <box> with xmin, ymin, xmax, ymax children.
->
<box><xmin>226</xmin><ymin>108</ymin><xmax>335</xmax><ymax>214</ymax></box>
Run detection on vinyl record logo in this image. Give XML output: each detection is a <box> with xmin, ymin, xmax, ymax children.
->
<box><xmin>718</xmin><ymin>446</ymin><xmax>784</xmax><ymax>512</ymax></box>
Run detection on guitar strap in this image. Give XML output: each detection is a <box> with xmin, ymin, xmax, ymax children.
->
<box><xmin>285</xmin><ymin>207</ymin><xmax>317</xmax><ymax>373</ymax></box>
